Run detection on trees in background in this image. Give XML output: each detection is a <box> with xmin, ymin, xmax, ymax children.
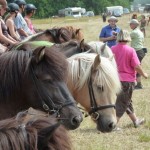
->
<box><xmin>6</xmin><ymin>0</ymin><xmax>133</xmax><ymax>18</ymax></box>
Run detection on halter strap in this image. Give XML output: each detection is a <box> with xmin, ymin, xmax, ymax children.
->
<box><xmin>30</xmin><ymin>64</ymin><xmax>74</xmax><ymax>117</ymax></box>
<box><xmin>88</xmin><ymin>73</ymin><xmax>115</xmax><ymax>115</ymax></box>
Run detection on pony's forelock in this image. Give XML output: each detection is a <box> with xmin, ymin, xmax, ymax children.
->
<box><xmin>44</xmin><ymin>48</ymin><xmax>68</xmax><ymax>81</ymax></box>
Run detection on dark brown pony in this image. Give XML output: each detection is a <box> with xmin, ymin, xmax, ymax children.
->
<box><xmin>0</xmin><ymin>46</ymin><xmax>83</xmax><ymax>130</ymax></box>
<box><xmin>0</xmin><ymin>108</ymin><xmax>71</xmax><ymax>150</ymax></box>
<box><xmin>63</xmin><ymin>26</ymin><xmax>84</xmax><ymax>42</ymax></box>
<box><xmin>12</xmin><ymin>40</ymin><xmax>94</xmax><ymax>57</ymax></box>
<box><xmin>9</xmin><ymin>26</ymin><xmax>91</xmax><ymax>57</ymax></box>
<box><xmin>15</xmin><ymin>26</ymin><xmax>84</xmax><ymax>44</ymax></box>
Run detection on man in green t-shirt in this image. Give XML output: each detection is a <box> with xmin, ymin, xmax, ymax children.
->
<box><xmin>130</xmin><ymin>19</ymin><xmax>145</xmax><ymax>89</ymax></box>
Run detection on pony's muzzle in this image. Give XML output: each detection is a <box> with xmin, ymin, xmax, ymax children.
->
<box><xmin>71</xmin><ymin>115</ymin><xmax>83</xmax><ymax>127</ymax></box>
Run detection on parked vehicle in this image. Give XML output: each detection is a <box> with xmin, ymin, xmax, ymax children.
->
<box><xmin>138</xmin><ymin>7</ymin><xmax>145</xmax><ymax>13</ymax></box>
<box><xmin>112</xmin><ymin>10</ymin><xmax>122</xmax><ymax>17</ymax></box>
<box><xmin>58</xmin><ymin>7</ymin><xmax>85</xmax><ymax>18</ymax></box>
<box><xmin>144</xmin><ymin>4</ymin><xmax>150</xmax><ymax>13</ymax></box>
<box><xmin>123</xmin><ymin>8</ymin><xmax>130</xmax><ymax>14</ymax></box>
<box><xmin>82</xmin><ymin>11</ymin><xmax>95</xmax><ymax>17</ymax></box>
<box><xmin>105</xmin><ymin>6</ymin><xmax>123</xmax><ymax>16</ymax></box>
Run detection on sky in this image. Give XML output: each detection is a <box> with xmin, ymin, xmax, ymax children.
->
<box><xmin>133</xmin><ymin>0</ymin><xmax>150</xmax><ymax>4</ymax></box>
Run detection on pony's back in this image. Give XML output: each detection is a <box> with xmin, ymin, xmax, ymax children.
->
<box><xmin>88</xmin><ymin>41</ymin><xmax>117</xmax><ymax>68</ymax></box>
<box><xmin>0</xmin><ymin>108</ymin><xmax>71</xmax><ymax>150</ymax></box>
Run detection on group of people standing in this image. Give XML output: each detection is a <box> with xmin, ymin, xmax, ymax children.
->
<box><xmin>131</xmin><ymin>13</ymin><xmax>149</xmax><ymax>37</ymax></box>
<box><xmin>99</xmin><ymin>15</ymin><xmax>148</xmax><ymax>130</ymax></box>
<box><xmin>0</xmin><ymin>0</ymin><xmax>37</xmax><ymax>52</ymax></box>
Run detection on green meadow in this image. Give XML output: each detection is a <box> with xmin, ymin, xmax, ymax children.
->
<box><xmin>33</xmin><ymin>13</ymin><xmax>150</xmax><ymax>150</ymax></box>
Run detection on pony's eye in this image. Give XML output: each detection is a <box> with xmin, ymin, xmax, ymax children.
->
<box><xmin>40</xmin><ymin>75</ymin><xmax>53</xmax><ymax>82</ymax></box>
<box><xmin>43</xmin><ymin>79</ymin><xmax>52</xmax><ymax>83</ymax></box>
<box><xmin>97</xmin><ymin>85</ymin><xmax>104</xmax><ymax>91</ymax></box>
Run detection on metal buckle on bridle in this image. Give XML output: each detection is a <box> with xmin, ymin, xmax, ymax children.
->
<box><xmin>91</xmin><ymin>112</ymin><xmax>100</xmax><ymax>121</ymax></box>
<box><xmin>49</xmin><ymin>109</ymin><xmax>61</xmax><ymax>118</ymax></box>
<box><xmin>43</xmin><ymin>102</ymin><xmax>61</xmax><ymax>117</ymax></box>
<box><xmin>43</xmin><ymin>103</ymin><xmax>50</xmax><ymax>111</ymax></box>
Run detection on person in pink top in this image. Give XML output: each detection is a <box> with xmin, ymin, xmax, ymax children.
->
<box><xmin>111</xmin><ymin>29</ymin><xmax>148</xmax><ymax>129</ymax></box>
<box><xmin>24</xmin><ymin>4</ymin><xmax>37</xmax><ymax>34</ymax></box>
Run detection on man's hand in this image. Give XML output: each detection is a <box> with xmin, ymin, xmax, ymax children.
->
<box><xmin>143</xmin><ymin>73</ymin><xmax>148</xmax><ymax>79</ymax></box>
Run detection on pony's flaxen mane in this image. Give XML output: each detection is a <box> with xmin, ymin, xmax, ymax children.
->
<box><xmin>0</xmin><ymin>48</ymin><xmax>68</xmax><ymax>101</ymax></box>
<box><xmin>0</xmin><ymin>109</ymin><xmax>71</xmax><ymax>150</ymax></box>
<box><xmin>67</xmin><ymin>53</ymin><xmax>121</xmax><ymax>94</ymax></box>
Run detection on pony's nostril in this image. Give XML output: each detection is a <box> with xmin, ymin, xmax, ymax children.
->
<box><xmin>108</xmin><ymin>122</ymin><xmax>116</xmax><ymax>130</ymax></box>
<box><xmin>71</xmin><ymin>116</ymin><xmax>82</xmax><ymax>126</ymax></box>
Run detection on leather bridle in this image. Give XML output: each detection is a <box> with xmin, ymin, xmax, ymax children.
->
<box><xmin>88</xmin><ymin>72</ymin><xmax>115</xmax><ymax>120</ymax></box>
<box><xmin>30</xmin><ymin>64</ymin><xmax>75</xmax><ymax>117</ymax></box>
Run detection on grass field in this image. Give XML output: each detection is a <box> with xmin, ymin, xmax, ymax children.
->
<box><xmin>33</xmin><ymin>14</ymin><xmax>150</xmax><ymax>150</ymax></box>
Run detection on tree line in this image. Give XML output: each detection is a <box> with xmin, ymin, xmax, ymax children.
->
<box><xmin>7</xmin><ymin>0</ymin><xmax>133</xmax><ymax>18</ymax></box>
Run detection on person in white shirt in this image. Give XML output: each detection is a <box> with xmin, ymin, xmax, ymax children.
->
<box><xmin>14</xmin><ymin>0</ymin><xmax>32</xmax><ymax>40</ymax></box>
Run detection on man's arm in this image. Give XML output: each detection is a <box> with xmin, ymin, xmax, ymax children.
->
<box><xmin>99</xmin><ymin>36</ymin><xmax>116</xmax><ymax>42</ymax></box>
<box><xmin>135</xmin><ymin>65</ymin><xmax>148</xmax><ymax>79</ymax></box>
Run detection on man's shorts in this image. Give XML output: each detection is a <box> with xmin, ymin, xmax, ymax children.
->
<box><xmin>136</xmin><ymin>49</ymin><xmax>145</xmax><ymax>62</ymax></box>
<box><xmin>136</xmin><ymin>49</ymin><xmax>145</xmax><ymax>77</ymax></box>
<box><xmin>116</xmin><ymin>82</ymin><xmax>135</xmax><ymax>118</ymax></box>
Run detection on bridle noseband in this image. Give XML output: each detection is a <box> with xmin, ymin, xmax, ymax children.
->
<box><xmin>88</xmin><ymin>72</ymin><xmax>115</xmax><ymax>120</ymax></box>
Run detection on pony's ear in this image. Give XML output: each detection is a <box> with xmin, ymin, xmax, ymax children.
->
<box><xmin>80</xmin><ymin>39</ymin><xmax>85</xmax><ymax>52</ymax></box>
<box><xmin>32</xmin><ymin>46</ymin><xmax>45</xmax><ymax>63</ymax></box>
<box><xmin>92</xmin><ymin>54</ymin><xmax>101</xmax><ymax>70</ymax></box>
<box><xmin>81</xmin><ymin>39</ymin><xmax>84</xmax><ymax>43</ymax></box>
<box><xmin>38</xmin><ymin>123</ymin><xmax>60</xmax><ymax>149</ymax></box>
<box><xmin>101</xmin><ymin>43</ymin><xmax>107</xmax><ymax>54</ymax></box>
<box><xmin>76</xmin><ymin>28</ymin><xmax>81</xmax><ymax>34</ymax></box>
<box><xmin>45</xmin><ymin>29</ymin><xmax>56</xmax><ymax>37</ymax></box>
<box><xmin>45</xmin><ymin>29</ymin><xmax>51</xmax><ymax>34</ymax></box>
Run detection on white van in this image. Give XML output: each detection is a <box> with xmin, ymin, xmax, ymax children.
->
<box><xmin>105</xmin><ymin>6</ymin><xmax>123</xmax><ymax>16</ymax></box>
<box><xmin>58</xmin><ymin>7</ymin><xmax>84</xmax><ymax>18</ymax></box>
